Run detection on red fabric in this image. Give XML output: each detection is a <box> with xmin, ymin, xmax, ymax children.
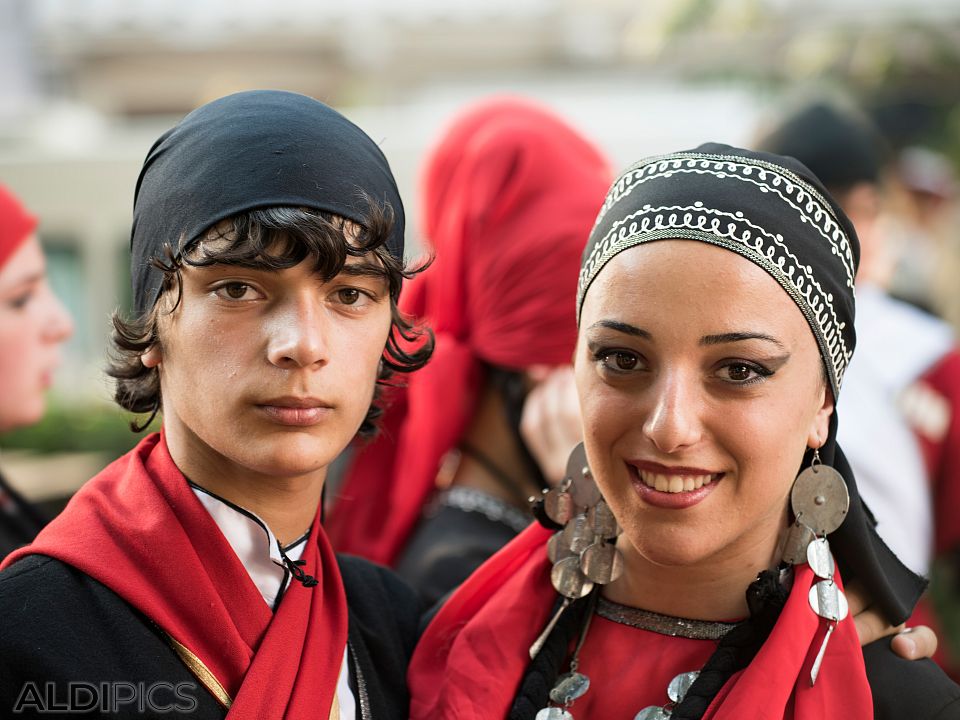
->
<box><xmin>914</xmin><ymin>350</ymin><xmax>960</xmax><ymax>556</ymax></box>
<box><xmin>0</xmin><ymin>183</ymin><xmax>37</xmax><ymax>270</ymax></box>
<box><xmin>1</xmin><ymin>433</ymin><xmax>348</xmax><ymax>719</ymax></box>
<box><xmin>408</xmin><ymin>524</ymin><xmax>874</xmax><ymax>719</ymax></box>
<box><xmin>327</xmin><ymin>98</ymin><xmax>612</xmax><ymax>564</ymax></box>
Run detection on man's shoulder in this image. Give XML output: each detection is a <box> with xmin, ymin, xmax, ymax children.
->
<box><xmin>864</xmin><ymin>638</ymin><xmax>960</xmax><ymax>719</ymax></box>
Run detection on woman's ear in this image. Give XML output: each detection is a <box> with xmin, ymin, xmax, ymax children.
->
<box><xmin>807</xmin><ymin>384</ymin><xmax>835</xmax><ymax>448</ymax></box>
<box><xmin>141</xmin><ymin>344</ymin><xmax>162</xmax><ymax>369</ymax></box>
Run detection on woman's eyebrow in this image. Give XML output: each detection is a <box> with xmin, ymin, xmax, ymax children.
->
<box><xmin>587</xmin><ymin>320</ymin><xmax>651</xmax><ymax>339</ymax></box>
<box><xmin>699</xmin><ymin>332</ymin><xmax>787</xmax><ymax>350</ymax></box>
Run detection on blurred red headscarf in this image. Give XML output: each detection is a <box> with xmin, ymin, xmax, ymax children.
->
<box><xmin>0</xmin><ymin>184</ymin><xmax>37</xmax><ymax>271</ymax></box>
<box><xmin>326</xmin><ymin>98</ymin><xmax>612</xmax><ymax>564</ymax></box>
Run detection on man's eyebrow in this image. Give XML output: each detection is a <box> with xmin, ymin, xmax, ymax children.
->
<box><xmin>699</xmin><ymin>332</ymin><xmax>787</xmax><ymax>350</ymax></box>
<box><xmin>587</xmin><ymin>320</ymin><xmax>651</xmax><ymax>339</ymax></box>
<box><xmin>338</xmin><ymin>261</ymin><xmax>390</xmax><ymax>279</ymax></box>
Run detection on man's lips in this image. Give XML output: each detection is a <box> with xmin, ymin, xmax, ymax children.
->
<box><xmin>256</xmin><ymin>397</ymin><xmax>334</xmax><ymax>426</ymax></box>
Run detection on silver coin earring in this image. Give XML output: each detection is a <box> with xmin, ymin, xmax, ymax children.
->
<box><xmin>779</xmin><ymin>444</ymin><xmax>850</xmax><ymax>686</ymax></box>
<box><xmin>530</xmin><ymin>443</ymin><xmax>624</xmax><ymax>660</ymax></box>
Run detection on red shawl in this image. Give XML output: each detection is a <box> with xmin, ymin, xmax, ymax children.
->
<box><xmin>408</xmin><ymin>524</ymin><xmax>874</xmax><ymax>719</ymax></box>
<box><xmin>0</xmin><ymin>183</ymin><xmax>37</xmax><ymax>270</ymax></box>
<box><xmin>326</xmin><ymin>98</ymin><xmax>612</xmax><ymax>564</ymax></box>
<box><xmin>1</xmin><ymin>433</ymin><xmax>347</xmax><ymax>719</ymax></box>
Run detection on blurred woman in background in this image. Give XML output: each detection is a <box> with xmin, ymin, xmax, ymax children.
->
<box><xmin>327</xmin><ymin>98</ymin><xmax>612</xmax><ymax>605</ymax></box>
<box><xmin>0</xmin><ymin>183</ymin><xmax>73</xmax><ymax>557</ymax></box>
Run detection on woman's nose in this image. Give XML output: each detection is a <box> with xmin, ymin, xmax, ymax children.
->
<box><xmin>641</xmin><ymin>373</ymin><xmax>703</xmax><ymax>454</ymax></box>
<box><xmin>42</xmin><ymin>286</ymin><xmax>74</xmax><ymax>344</ymax></box>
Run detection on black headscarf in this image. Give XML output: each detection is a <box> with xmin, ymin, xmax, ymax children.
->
<box><xmin>130</xmin><ymin>90</ymin><xmax>405</xmax><ymax>317</ymax></box>
<box><xmin>577</xmin><ymin>142</ymin><xmax>924</xmax><ymax>624</ymax></box>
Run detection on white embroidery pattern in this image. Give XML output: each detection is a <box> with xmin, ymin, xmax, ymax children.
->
<box><xmin>579</xmin><ymin>154</ymin><xmax>856</xmax><ymax>391</ymax></box>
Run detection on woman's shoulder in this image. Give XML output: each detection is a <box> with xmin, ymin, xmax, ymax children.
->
<box><xmin>864</xmin><ymin>638</ymin><xmax>960</xmax><ymax>719</ymax></box>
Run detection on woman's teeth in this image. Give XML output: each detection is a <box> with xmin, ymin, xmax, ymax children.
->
<box><xmin>638</xmin><ymin>471</ymin><xmax>715</xmax><ymax>493</ymax></box>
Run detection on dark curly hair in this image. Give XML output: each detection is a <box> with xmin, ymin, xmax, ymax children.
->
<box><xmin>107</xmin><ymin>199</ymin><xmax>433</xmax><ymax>436</ymax></box>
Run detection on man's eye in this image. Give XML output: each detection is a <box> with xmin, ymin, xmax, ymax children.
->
<box><xmin>216</xmin><ymin>283</ymin><xmax>255</xmax><ymax>300</ymax></box>
<box><xmin>337</xmin><ymin>288</ymin><xmax>361</xmax><ymax>305</ymax></box>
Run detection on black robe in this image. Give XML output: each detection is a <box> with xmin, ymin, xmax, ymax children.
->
<box><xmin>0</xmin><ymin>471</ymin><xmax>47</xmax><ymax>560</ymax></box>
<box><xmin>0</xmin><ymin>553</ymin><xmax>418</xmax><ymax>719</ymax></box>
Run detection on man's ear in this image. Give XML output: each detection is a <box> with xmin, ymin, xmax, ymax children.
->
<box><xmin>141</xmin><ymin>344</ymin><xmax>162</xmax><ymax>369</ymax></box>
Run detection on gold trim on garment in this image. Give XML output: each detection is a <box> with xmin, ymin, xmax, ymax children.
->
<box><xmin>164</xmin><ymin>633</ymin><xmax>233</xmax><ymax>709</ymax></box>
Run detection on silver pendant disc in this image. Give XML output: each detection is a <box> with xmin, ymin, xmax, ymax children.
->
<box><xmin>780</xmin><ymin>522</ymin><xmax>816</xmax><ymax>565</ymax></box>
<box><xmin>566</xmin><ymin>443</ymin><xmax>602</xmax><ymax>508</ymax></box>
<box><xmin>588</xmin><ymin>500</ymin><xmax>620</xmax><ymax>538</ymax></box>
<box><xmin>791</xmin><ymin>464</ymin><xmax>849</xmax><ymax>535</ymax></box>
<box><xmin>536</xmin><ymin>708</ymin><xmax>574</xmax><ymax>720</ymax></box>
<box><xmin>547</xmin><ymin>531</ymin><xmax>574</xmax><ymax>564</ymax></box>
<box><xmin>563</xmin><ymin>513</ymin><xmax>595</xmax><ymax>554</ymax></box>
<box><xmin>667</xmin><ymin>670</ymin><xmax>700</xmax><ymax>703</ymax></box>
<box><xmin>580</xmin><ymin>541</ymin><xmax>624</xmax><ymax>584</ymax></box>
<box><xmin>634</xmin><ymin>707</ymin><xmax>671</xmax><ymax>720</ymax></box>
<box><xmin>544</xmin><ymin>489</ymin><xmax>575</xmax><ymax>525</ymax></box>
<box><xmin>551</xmin><ymin>556</ymin><xmax>595</xmax><ymax>599</ymax></box>
<box><xmin>806</xmin><ymin>537</ymin><xmax>835</xmax><ymax>580</ymax></box>
<box><xmin>808</xmin><ymin>580</ymin><xmax>849</xmax><ymax>621</ymax></box>
<box><xmin>549</xmin><ymin>672</ymin><xmax>591</xmax><ymax>705</ymax></box>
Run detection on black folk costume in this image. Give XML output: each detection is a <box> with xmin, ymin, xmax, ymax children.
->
<box><xmin>408</xmin><ymin>145</ymin><xmax>960</xmax><ymax>720</ymax></box>
<box><xmin>0</xmin><ymin>90</ymin><xmax>418</xmax><ymax>720</ymax></box>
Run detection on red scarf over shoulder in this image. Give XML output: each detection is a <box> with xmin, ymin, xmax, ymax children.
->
<box><xmin>2</xmin><ymin>433</ymin><xmax>347</xmax><ymax>719</ymax></box>
<box><xmin>408</xmin><ymin>524</ymin><xmax>874</xmax><ymax>719</ymax></box>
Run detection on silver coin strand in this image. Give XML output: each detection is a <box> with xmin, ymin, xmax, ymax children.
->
<box><xmin>435</xmin><ymin>486</ymin><xmax>532</xmax><ymax>534</ymax></box>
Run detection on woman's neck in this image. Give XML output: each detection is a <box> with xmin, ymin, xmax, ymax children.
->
<box><xmin>602</xmin><ymin>531</ymin><xmax>783</xmax><ymax>621</ymax></box>
<box><xmin>452</xmin><ymin>382</ymin><xmax>540</xmax><ymax>510</ymax></box>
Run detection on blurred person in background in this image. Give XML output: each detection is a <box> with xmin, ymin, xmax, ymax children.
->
<box><xmin>758</xmin><ymin>100</ymin><xmax>960</xmax><ymax>679</ymax></box>
<box><xmin>0</xmin><ymin>184</ymin><xmax>73</xmax><ymax>558</ymax></box>
<box><xmin>326</xmin><ymin>98</ymin><xmax>612</xmax><ymax>606</ymax></box>
<box><xmin>881</xmin><ymin>146</ymin><xmax>959</xmax><ymax>320</ymax></box>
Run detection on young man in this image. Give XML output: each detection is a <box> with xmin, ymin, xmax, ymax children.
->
<box><xmin>0</xmin><ymin>90</ymin><xmax>431</xmax><ymax>719</ymax></box>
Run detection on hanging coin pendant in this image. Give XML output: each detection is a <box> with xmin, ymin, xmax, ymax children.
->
<box><xmin>536</xmin><ymin>708</ymin><xmax>574</xmax><ymax>720</ymax></box>
<box><xmin>791</xmin><ymin>464</ymin><xmax>850</xmax><ymax>536</ymax></box>
<box><xmin>580</xmin><ymin>541</ymin><xmax>624</xmax><ymax>584</ymax></box>
<box><xmin>566</xmin><ymin>443</ymin><xmax>602</xmax><ymax>509</ymax></box>
<box><xmin>634</xmin><ymin>707</ymin><xmax>671</xmax><ymax>720</ymax></box>
<box><xmin>808</xmin><ymin>580</ymin><xmax>849</xmax><ymax>622</ymax></box>
<box><xmin>551</xmin><ymin>556</ymin><xmax>595</xmax><ymax>599</ymax></box>
<box><xmin>780</xmin><ymin>522</ymin><xmax>816</xmax><ymax>565</ymax></box>
<box><xmin>588</xmin><ymin>500</ymin><xmax>620</xmax><ymax>538</ymax></box>
<box><xmin>549</xmin><ymin>672</ymin><xmax>591</xmax><ymax>705</ymax></box>
<box><xmin>563</xmin><ymin>513</ymin><xmax>595</xmax><ymax>554</ymax></box>
<box><xmin>545</xmin><ymin>489</ymin><xmax>575</xmax><ymax>525</ymax></box>
<box><xmin>667</xmin><ymin>670</ymin><xmax>700</xmax><ymax>703</ymax></box>
<box><xmin>548</xmin><ymin>531</ymin><xmax>575</xmax><ymax>564</ymax></box>
<box><xmin>806</xmin><ymin>537</ymin><xmax>835</xmax><ymax>580</ymax></box>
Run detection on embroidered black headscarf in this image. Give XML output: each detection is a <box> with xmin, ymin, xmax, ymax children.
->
<box><xmin>130</xmin><ymin>89</ymin><xmax>405</xmax><ymax>317</ymax></box>
<box><xmin>578</xmin><ymin>142</ymin><xmax>924</xmax><ymax>624</ymax></box>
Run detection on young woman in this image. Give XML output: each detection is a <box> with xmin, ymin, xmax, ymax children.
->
<box><xmin>408</xmin><ymin>144</ymin><xmax>960</xmax><ymax>718</ymax></box>
<box><xmin>0</xmin><ymin>184</ymin><xmax>73</xmax><ymax>557</ymax></box>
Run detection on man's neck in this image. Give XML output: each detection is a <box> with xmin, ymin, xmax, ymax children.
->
<box><xmin>163</xmin><ymin>424</ymin><xmax>325</xmax><ymax>546</ymax></box>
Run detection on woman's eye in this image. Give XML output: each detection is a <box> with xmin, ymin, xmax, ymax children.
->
<box><xmin>598</xmin><ymin>350</ymin><xmax>641</xmax><ymax>372</ymax></box>
<box><xmin>719</xmin><ymin>362</ymin><xmax>771</xmax><ymax>385</ymax></box>
<box><xmin>8</xmin><ymin>291</ymin><xmax>33</xmax><ymax>310</ymax></box>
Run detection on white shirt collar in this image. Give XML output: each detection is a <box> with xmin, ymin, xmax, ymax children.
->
<box><xmin>190</xmin><ymin>483</ymin><xmax>309</xmax><ymax>610</ymax></box>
